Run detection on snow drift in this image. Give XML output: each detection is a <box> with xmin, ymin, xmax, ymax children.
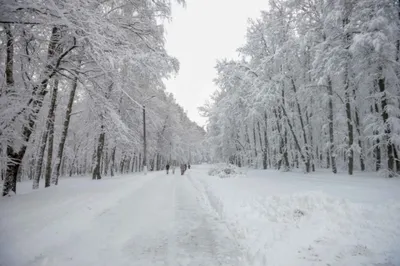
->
<box><xmin>208</xmin><ymin>163</ymin><xmax>245</xmax><ymax>178</ymax></box>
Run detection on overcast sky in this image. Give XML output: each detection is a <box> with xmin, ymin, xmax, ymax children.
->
<box><xmin>164</xmin><ymin>0</ymin><xmax>269</xmax><ymax>127</ymax></box>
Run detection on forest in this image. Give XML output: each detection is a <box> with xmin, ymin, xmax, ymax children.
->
<box><xmin>1</xmin><ymin>1</ymin><xmax>399</xmax><ymax>265</ymax></box>
<box><xmin>0</xmin><ymin>0</ymin><xmax>206</xmax><ymax>196</ymax></box>
<box><xmin>1</xmin><ymin>0</ymin><xmax>400</xmax><ymax>198</ymax></box>
<box><xmin>201</xmin><ymin>0</ymin><xmax>400</xmax><ymax>177</ymax></box>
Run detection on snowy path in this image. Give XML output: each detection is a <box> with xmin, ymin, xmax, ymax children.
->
<box><xmin>0</xmin><ymin>171</ymin><xmax>243</xmax><ymax>266</ymax></box>
<box><xmin>2</xmin><ymin>166</ymin><xmax>399</xmax><ymax>266</ymax></box>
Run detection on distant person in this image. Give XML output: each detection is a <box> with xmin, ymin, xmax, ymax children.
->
<box><xmin>166</xmin><ymin>164</ymin><xmax>170</xmax><ymax>174</ymax></box>
<box><xmin>188</xmin><ymin>164</ymin><xmax>191</xmax><ymax>169</ymax></box>
<box><xmin>172</xmin><ymin>164</ymin><xmax>176</xmax><ymax>174</ymax></box>
<box><xmin>180</xmin><ymin>164</ymin><xmax>186</xmax><ymax>175</ymax></box>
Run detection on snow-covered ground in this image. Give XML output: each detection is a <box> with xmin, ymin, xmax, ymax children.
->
<box><xmin>0</xmin><ymin>171</ymin><xmax>243</xmax><ymax>266</ymax></box>
<box><xmin>1</xmin><ymin>166</ymin><xmax>399</xmax><ymax>266</ymax></box>
<box><xmin>192</xmin><ymin>165</ymin><xmax>400</xmax><ymax>266</ymax></box>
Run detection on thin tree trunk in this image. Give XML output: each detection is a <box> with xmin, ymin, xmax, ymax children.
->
<box><xmin>283</xmin><ymin>128</ymin><xmax>290</xmax><ymax>170</ymax></box>
<box><xmin>374</xmin><ymin>102</ymin><xmax>381</xmax><ymax>171</ymax></box>
<box><xmin>111</xmin><ymin>147</ymin><xmax>116</xmax><ymax>176</ymax></box>
<box><xmin>253</xmin><ymin>123</ymin><xmax>258</xmax><ymax>158</ymax></box>
<box><xmin>378</xmin><ymin>70</ymin><xmax>395</xmax><ymax>177</ymax></box>
<box><xmin>353</xmin><ymin>85</ymin><xmax>365</xmax><ymax>171</ymax></box>
<box><xmin>32</xmin><ymin>79</ymin><xmax>59</xmax><ymax>189</ymax></box>
<box><xmin>53</xmin><ymin>69</ymin><xmax>79</xmax><ymax>185</ymax></box>
<box><xmin>354</xmin><ymin>107</ymin><xmax>365</xmax><ymax>171</ymax></box>
<box><xmin>139</xmin><ymin>153</ymin><xmax>142</xmax><ymax>172</ymax></box>
<box><xmin>345</xmin><ymin>86</ymin><xmax>354</xmax><ymax>175</ymax></box>
<box><xmin>306</xmin><ymin>110</ymin><xmax>316</xmax><ymax>172</ymax></box>
<box><xmin>93</xmin><ymin>124</ymin><xmax>105</xmax><ymax>180</ymax></box>
<box><xmin>44</xmin><ymin>79</ymin><xmax>59</xmax><ymax>187</ymax></box>
<box><xmin>273</xmin><ymin>108</ymin><xmax>284</xmax><ymax>170</ymax></box>
<box><xmin>5</xmin><ymin>24</ymin><xmax>14</xmax><ymax>89</ymax></box>
<box><xmin>343</xmin><ymin>15</ymin><xmax>354</xmax><ymax>175</ymax></box>
<box><xmin>291</xmin><ymin>79</ymin><xmax>310</xmax><ymax>172</ymax></box>
<box><xmin>326</xmin><ymin>67</ymin><xmax>336</xmax><ymax>172</ymax></box>
<box><xmin>280</xmin><ymin>104</ymin><xmax>307</xmax><ymax>171</ymax></box>
<box><xmin>32</xmin><ymin>130</ymin><xmax>49</xmax><ymax>189</ymax></box>
<box><xmin>104</xmin><ymin>148</ymin><xmax>109</xmax><ymax>176</ymax></box>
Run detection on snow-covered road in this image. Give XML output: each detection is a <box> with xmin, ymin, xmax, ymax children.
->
<box><xmin>1</xmin><ymin>165</ymin><xmax>400</xmax><ymax>266</ymax></box>
<box><xmin>0</xmin><ymin>170</ymin><xmax>243</xmax><ymax>266</ymax></box>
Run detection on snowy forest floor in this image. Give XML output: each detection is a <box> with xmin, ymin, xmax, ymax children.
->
<box><xmin>1</xmin><ymin>166</ymin><xmax>400</xmax><ymax>266</ymax></box>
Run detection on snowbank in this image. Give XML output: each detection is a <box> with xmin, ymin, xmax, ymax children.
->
<box><xmin>208</xmin><ymin>163</ymin><xmax>245</xmax><ymax>178</ymax></box>
<box><xmin>194</xmin><ymin>170</ymin><xmax>400</xmax><ymax>266</ymax></box>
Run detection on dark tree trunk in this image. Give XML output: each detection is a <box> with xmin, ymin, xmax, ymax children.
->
<box><xmin>139</xmin><ymin>153</ymin><xmax>142</xmax><ymax>172</ymax></box>
<box><xmin>5</xmin><ymin>24</ymin><xmax>14</xmax><ymax>89</ymax></box>
<box><xmin>353</xmin><ymin>86</ymin><xmax>365</xmax><ymax>171</ymax></box>
<box><xmin>53</xmin><ymin>71</ymin><xmax>79</xmax><ymax>185</ymax></box>
<box><xmin>354</xmin><ymin>108</ymin><xmax>365</xmax><ymax>171</ymax></box>
<box><xmin>33</xmin><ymin>130</ymin><xmax>49</xmax><ymax>189</ymax></box>
<box><xmin>262</xmin><ymin>130</ymin><xmax>268</xmax><ymax>170</ymax></box>
<box><xmin>291</xmin><ymin>79</ymin><xmax>310</xmax><ymax>172</ymax></box>
<box><xmin>373</xmin><ymin>102</ymin><xmax>381</xmax><ymax>171</ymax></box>
<box><xmin>263</xmin><ymin>111</ymin><xmax>269</xmax><ymax>169</ymax></box>
<box><xmin>111</xmin><ymin>147</ymin><xmax>116</xmax><ymax>176</ymax></box>
<box><xmin>378</xmin><ymin>72</ymin><xmax>395</xmax><ymax>177</ymax></box>
<box><xmin>280</xmin><ymin>104</ymin><xmax>308</xmax><ymax>172</ymax></box>
<box><xmin>345</xmin><ymin>84</ymin><xmax>354</xmax><ymax>175</ymax></box>
<box><xmin>93</xmin><ymin>124</ymin><xmax>105</xmax><ymax>180</ymax></box>
<box><xmin>327</xmin><ymin>78</ymin><xmax>336</xmax><ymax>173</ymax></box>
<box><xmin>253</xmin><ymin>123</ymin><xmax>258</xmax><ymax>158</ymax></box>
<box><xmin>104</xmin><ymin>148</ymin><xmax>109</xmax><ymax>176</ymax></box>
<box><xmin>44</xmin><ymin>79</ymin><xmax>59</xmax><ymax>187</ymax></box>
<box><xmin>32</xmin><ymin>79</ymin><xmax>59</xmax><ymax>189</ymax></box>
<box><xmin>283</xmin><ymin>128</ymin><xmax>290</xmax><ymax>170</ymax></box>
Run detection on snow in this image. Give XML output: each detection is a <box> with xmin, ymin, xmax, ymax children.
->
<box><xmin>192</xmin><ymin>166</ymin><xmax>400</xmax><ymax>266</ymax></box>
<box><xmin>1</xmin><ymin>166</ymin><xmax>400</xmax><ymax>266</ymax></box>
<box><xmin>0</xmin><ymin>171</ymin><xmax>243</xmax><ymax>266</ymax></box>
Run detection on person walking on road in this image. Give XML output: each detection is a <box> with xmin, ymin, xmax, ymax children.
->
<box><xmin>166</xmin><ymin>164</ymin><xmax>170</xmax><ymax>174</ymax></box>
<box><xmin>180</xmin><ymin>164</ymin><xmax>186</xmax><ymax>175</ymax></box>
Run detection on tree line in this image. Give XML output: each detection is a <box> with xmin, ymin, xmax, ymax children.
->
<box><xmin>0</xmin><ymin>0</ymin><xmax>207</xmax><ymax>196</ymax></box>
<box><xmin>202</xmin><ymin>0</ymin><xmax>400</xmax><ymax>177</ymax></box>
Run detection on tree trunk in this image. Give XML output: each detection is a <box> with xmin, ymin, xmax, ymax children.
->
<box><xmin>327</xmin><ymin>77</ymin><xmax>337</xmax><ymax>173</ymax></box>
<box><xmin>378</xmin><ymin>71</ymin><xmax>395</xmax><ymax>177</ymax></box>
<box><xmin>345</xmin><ymin>85</ymin><xmax>354</xmax><ymax>175</ymax></box>
<box><xmin>353</xmin><ymin>85</ymin><xmax>365</xmax><ymax>171</ymax></box>
<box><xmin>260</xmin><ymin>116</ymin><xmax>268</xmax><ymax>170</ymax></box>
<box><xmin>32</xmin><ymin>79</ymin><xmax>59</xmax><ymax>189</ymax></box>
<box><xmin>354</xmin><ymin>107</ymin><xmax>365</xmax><ymax>171</ymax></box>
<box><xmin>139</xmin><ymin>153</ymin><xmax>142</xmax><ymax>172</ymax></box>
<box><xmin>44</xmin><ymin>79</ymin><xmax>59</xmax><ymax>187</ymax></box>
<box><xmin>253</xmin><ymin>123</ymin><xmax>258</xmax><ymax>159</ymax></box>
<box><xmin>280</xmin><ymin>104</ymin><xmax>308</xmax><ymax>172</ymax></box>
<box><xmin>53</xmin><ymin>69</ymin><xmax>79</xmax><ymax>185</ymax></box>
<box><xmin>32</xmin><ymin>130</ymin><xmax>49</xmax><ymax>189</ymax></box>
<box><xmin>104</xmin><ymin>148</ymin><xmax>109</xmax><ymax>176</ymax></box>
<box><xmin>283</xmin><ymin>129</ymin><xmax>290</xmax><ymax>170</ymax></box>
<box><xmin>273</xmin><ymin>108</ymin><xmax>284</xmax><ymax>170</ymax></box>
<box><xmin>5</xmin><ymin>24</ymin><xmax>14</xmax><ymax>90</ymax></box>
<box><xmin>291</xmin><ymin>79</ymin><xmax>310</xmax><ymax>172</ymax></box>
<box><xmin>373</xmin><ymin>102</ymin><xmax>381</xmax><ymax>171</ymax></box>
<box><xmin>110</xmin><ymin>147</ymin><xmax>116</xmax><ymax>176</ymax></box>
<box><xmin>93</xmin><ymin>124</ymin><xmax>105</xmax><ymax>180</ymax></box>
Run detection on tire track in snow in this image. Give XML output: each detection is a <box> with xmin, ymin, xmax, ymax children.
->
<box><xmin>184</xmin><ymin>170</ymin><xmax>247</xmax><ymax>266</ymax></box>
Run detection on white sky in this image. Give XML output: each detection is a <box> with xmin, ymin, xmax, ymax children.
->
<box><xmin>164</xmin><ymin>0</ymin><xmax>269</xmax><ymax>127</ymax></box>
